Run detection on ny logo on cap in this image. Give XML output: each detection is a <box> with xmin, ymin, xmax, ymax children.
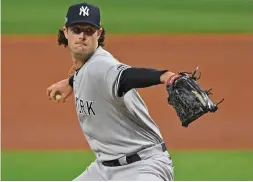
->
<box><xmin>79</xmin><ymin>6</ymin><xmax>89</xmax><ymax>16</ymax></box>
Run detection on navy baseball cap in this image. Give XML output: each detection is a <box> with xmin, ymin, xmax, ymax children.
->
<box><xmin>65</xmin><ymin>3</ymin><xmax>100</xmax><ymax>28</ymax></box>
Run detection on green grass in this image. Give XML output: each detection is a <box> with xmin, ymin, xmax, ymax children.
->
<box><xmin>2</xmin><ymin>0</ymin><xmax>253</xmax><ymax>34</ymax></box>
<box><xmin>1</xmin><ymin>150</ymin><xmax>253</xmax><ymax>181</ymax></box>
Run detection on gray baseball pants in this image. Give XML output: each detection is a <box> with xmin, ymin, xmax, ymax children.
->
<box><xmin>73</xmin><ymin>143</ymin><xmax>174</xmax><ymax>181</ymax></box>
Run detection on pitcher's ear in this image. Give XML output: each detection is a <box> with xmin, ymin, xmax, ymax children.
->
<box><xmin>63</xmin><ymin>26</ymin><xmax>68</xmax><ymax>39</ymax></box>
<box><xmin>97</xmin><ymin>27</ymin><xmax>103</xmax><ymax>38</ymax></box>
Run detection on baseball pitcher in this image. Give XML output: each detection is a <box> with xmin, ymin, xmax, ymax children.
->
<box><xmin>47</xmin><ymin>2</ymin><xmax>222</xmax><ymax>181</ymax></box>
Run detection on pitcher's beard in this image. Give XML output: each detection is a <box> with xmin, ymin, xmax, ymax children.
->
<box><xmin>74</xmin><ymin>45</ymin><xmax>88</xmax><ymax>54</ymax></box>
<box><xmin>71</xmin><ymin>47</ymin><xmax>94</xmax><ymax>65</ymax></box>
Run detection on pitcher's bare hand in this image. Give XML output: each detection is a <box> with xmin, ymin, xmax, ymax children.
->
<box><xmin>46</xmin><ymin>78</ymin><xmax>73</xmax><ymax>103</ymax></box>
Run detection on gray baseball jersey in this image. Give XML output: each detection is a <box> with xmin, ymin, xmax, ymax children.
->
<box><xmin>73</xmin><ymin>46</ymin><xmax>164</xmax><ymax>161</ymax></box>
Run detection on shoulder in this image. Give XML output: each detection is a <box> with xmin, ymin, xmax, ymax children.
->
<box><xmin>87</xmin><ymin>47</ymin><xmax>122</xmax><ymax>71</ymax></box>
<box><xmin>93</xmin><ymin>47</ymin><xmax>118</xmax><ymax>64</ymax></box>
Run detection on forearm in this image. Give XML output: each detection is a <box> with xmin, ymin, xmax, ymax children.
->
<box><xmin>118</xmin><ymin>67</ymin><xmax>175</xmax><ymax>97</ymax></box>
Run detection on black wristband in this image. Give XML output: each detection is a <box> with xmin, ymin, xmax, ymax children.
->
<box><xmin>69</xmin><ymin>75</ymin><xmax>74</xmax><ymax>88</ymax></box>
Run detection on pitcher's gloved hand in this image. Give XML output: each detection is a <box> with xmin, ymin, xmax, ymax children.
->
<box><xmin>166</xmin><ymin>67</ymin><xmax>224</xmax><ymax>127</ymax></box>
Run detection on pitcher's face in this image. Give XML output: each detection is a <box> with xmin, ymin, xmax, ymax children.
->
<box><xmin>63</xmin><ymin>24</ymin><xmax>102</xmax><ymax>55</ymax></box>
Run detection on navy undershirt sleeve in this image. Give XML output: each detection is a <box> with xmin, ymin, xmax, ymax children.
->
<box><xmin>69</xmin><ymin>76</ymin><xmax>74</xmax><ymax>88</ymax></box>
<box><xmin>118</xmin><ymin>67</ymin><xmax>167</xmax><ymax>97</ymax></box>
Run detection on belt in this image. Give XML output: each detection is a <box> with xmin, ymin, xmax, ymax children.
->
<box><xmin>102</xmin><ymin>143</ymin><xmax>167</xmax><ymax>167</ymax></box>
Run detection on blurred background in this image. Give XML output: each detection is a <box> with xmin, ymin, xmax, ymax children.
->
<box><xmin>1</xmin><ymin>0</ymin><xmax>253</xmax><ymax>180</ymax></box>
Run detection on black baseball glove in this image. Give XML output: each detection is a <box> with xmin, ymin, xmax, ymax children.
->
<box><xmin>166</xmin><ymin>67</ymin><xmax>224</xmax><ymax>127</ymax></box>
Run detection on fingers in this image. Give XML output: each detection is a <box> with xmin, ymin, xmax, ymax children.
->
<box><xmin>46</xmin><ymin>85</ymin><xmax>53</xmax><ymax>97</ymax></box>
<box><xmin>47</xmin><ymin>85</ymin><xmax>61</xmax><ymax>103</ymax></box>
<box><xmin>47</xmin><ymin>84</ymin><xmax>61</xmax><ymax>103</ymax></box>
<box><xmin>167</xmin><ymin>74</ymin><xmax>181</xmax><ymax>86</ymax></box>
<box><xmin>60</xmin><ymin>94</ymin><xmax>67</xmax><ymax>103</ymax></box>
<box><xmin>61</xmin><ymin>93</ymin><xmax>71</xmax><ymax>103</ymax></box>
<box><xmin>62</xmin><ymin>97</ymin><xmax>68</xmax><ymax>103</ymax></box>
<box><xmin>46</xmin><ymin>84</ymin><xmax>57</xmax><ymax>98</ymax></box>
<box><xmin>47</xmin><ymin>88</ymin><xmax>68</xmax><ymax>103</ymax></box>
<box><xmin>49</xmin><ymin>89</ymin><xmax>58</xmax><ymax>102</ymax></box>
<box><xmin>46</xmin><ymin>79</ymin><xmax>73</xmax><ymax>103</ymax></box>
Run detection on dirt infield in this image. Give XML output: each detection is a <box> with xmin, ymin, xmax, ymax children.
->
<box><xmin>2</xmin><ymin>35</ymin><xmax>253</xmax><ymax>150</ymax></box>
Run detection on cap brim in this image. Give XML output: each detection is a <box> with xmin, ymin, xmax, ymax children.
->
<box><xmin>65</xmin><ymin>20</ymin><xmax>100</xmax><ymax>28</ymax></box>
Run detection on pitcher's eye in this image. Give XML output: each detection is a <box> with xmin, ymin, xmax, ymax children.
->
<box><xmin>71</xmin><ymin>27</ymin><xmax>82</xmax><ymax>34</ymax></box>
<box><xmin>84</xmin><ymin>28</ymin><xmax>96</xmax><ymax>36</ymax></box>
